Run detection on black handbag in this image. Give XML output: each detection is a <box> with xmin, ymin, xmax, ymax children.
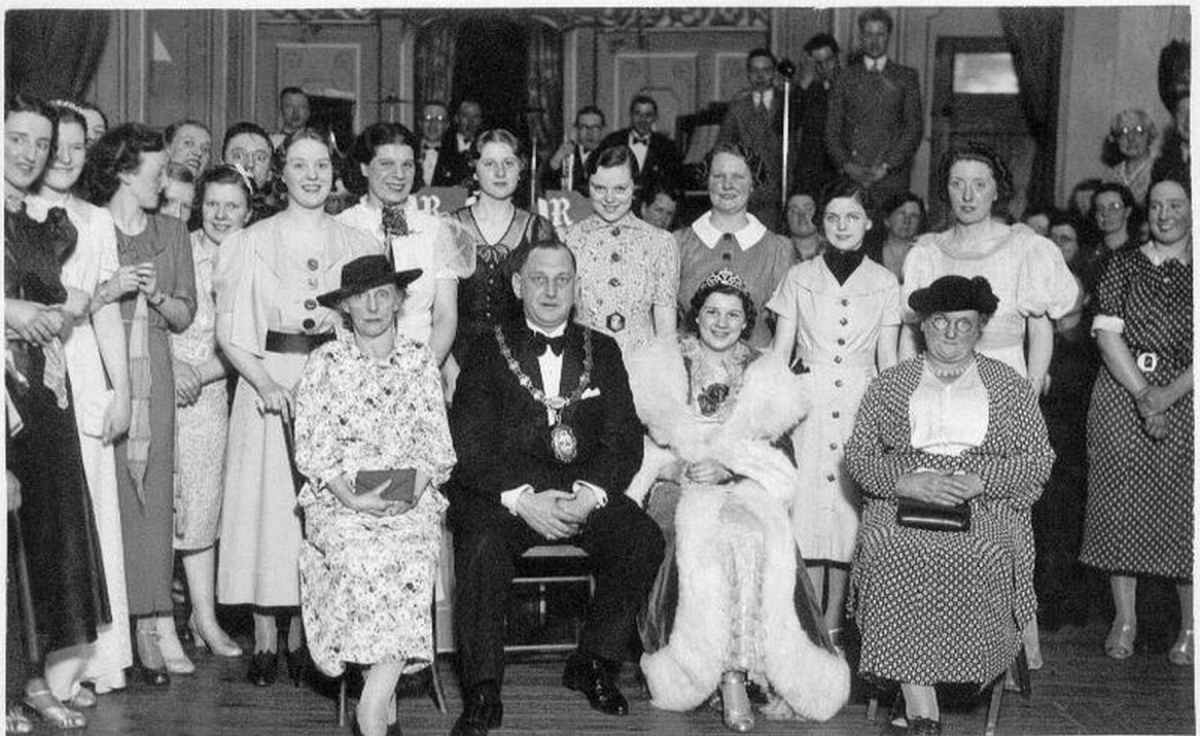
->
<box><xmin>896</xmin><ymin>497</ymin><xmax>971</xmax><ymax>533</ymax></box>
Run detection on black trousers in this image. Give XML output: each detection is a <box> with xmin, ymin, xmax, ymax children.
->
<box><xmin>451</xmin><ymin>492</ymin><xmax>664</xmax><ymax>691</ymax></box>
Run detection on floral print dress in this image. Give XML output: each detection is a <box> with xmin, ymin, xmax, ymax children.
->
<box><xmin>293</xmin><ymin>334</ymin><xmax>456</xmax><ymax>676</ymax></box>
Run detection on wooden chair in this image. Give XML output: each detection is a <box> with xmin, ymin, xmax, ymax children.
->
<box><xmin>337</xmin><ymin>596</ymin><xmax>449</xmax><ymax>727</ymax></box>
<box><xmin>505</xmin><ymin>544</ymin><xmax>594</xmax><ymax>654</ymax></box>
<box><xmin>866</xmin><ymin>645</ymin><xmax>1032</xmax><ymax>735</ymax></box>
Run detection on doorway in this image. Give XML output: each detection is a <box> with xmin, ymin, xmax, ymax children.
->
<box><xmin>929</xmin><ymin>37</ymin><xmax>1034</xmax><ymax>226</ymax></box>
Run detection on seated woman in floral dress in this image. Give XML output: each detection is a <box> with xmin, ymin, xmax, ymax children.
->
<box><xmin>294</xmin><ymin>255</ymin><xmax>456</xmax><ymax>736</ymax></box>
<box><xmin>627</xmin><ymin>270</ymin><xmax>849</xmax><ymax>732</ymax></box>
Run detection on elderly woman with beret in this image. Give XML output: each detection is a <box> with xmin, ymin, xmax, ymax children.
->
<box><xmin>845</xmin><ymin>275</ymin><xmax>1053</xmax><ymax>736</ymax></box>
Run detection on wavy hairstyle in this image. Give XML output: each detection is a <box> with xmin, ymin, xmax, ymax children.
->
<box><xmin>78</xmin><ymin>122</ymin><xmax>164</xmax><ymax>206</ymax></box>
<box><xmin>935</xmin><ymin>140</ymin><xmax>1015</xmax><ymax>219</ymax></box>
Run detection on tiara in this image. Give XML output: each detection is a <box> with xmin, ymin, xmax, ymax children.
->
<box><xmin>698</xmin><ymin>268</ymin><xmax>748</xmax><ymax>293</ymax></box>
<box><xmin>48</xmin><ymin>99</ymin><xmax>85</xmax><ymax>116</ymax></box>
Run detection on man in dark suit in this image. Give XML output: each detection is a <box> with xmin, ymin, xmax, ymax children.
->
<box><xmin>451</xmin><ymin>99</ymin><xmax>484</xmax><ymax>156</ymax></box>
<box><xmin>419</xmin><ymin>100</ymin><xmax>471</xmax><ymax>187</ymax></box>
<box><xmin>447</xmin><ymin>239</ymin><xmax>664</xmax><ymax>736</ymax></box>
<box><xmin>792</xmin><ymin>33</ymin><xmax>841</xmax><ymax>201</ymax></box>
<box><xmin>825</xmin><ymin>7</ymin><xmax>923</xmax><ymax>214</ymax></box>
<box><xmin>718</xmin><ymin>47</ymin><xmax>786</xmax><ymax>230</ymax></box>
<box><xmin>598</xmin><ymin>95</ymin><xmax>683</xmax><ymax>193</ymax></box>
<box><xmin>543</xmin><ymin>105</ymin><xmax>607</xmax><ymax>195</ymax></box>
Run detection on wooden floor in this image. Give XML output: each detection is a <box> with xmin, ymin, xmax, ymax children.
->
<box><xmin>18</xmin><ymin>613</ymin><xmax>1194</xmax><ymax>736</ymax></box>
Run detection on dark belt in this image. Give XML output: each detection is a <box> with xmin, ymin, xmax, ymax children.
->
<box><xmin>265</xmin><ymin>330</ymin><xmax>334</xmax><ymax>355</ymax></box>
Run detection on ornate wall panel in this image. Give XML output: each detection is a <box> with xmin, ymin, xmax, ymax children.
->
<box><xmin>613</xmin><ymin>53</ymin><xmax>697</xmax><ymax>137</ymax></box>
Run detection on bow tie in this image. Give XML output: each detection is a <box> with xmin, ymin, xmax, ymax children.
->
<box><xmin>530</xmin><ymin>331</ymin><xmax>565</xmax><ymax>357</ymax></box>
<box><xmin>631</xmin><ymin>134</ymin><xmax>650</xmax><ymax>146</ymax></box>
<box><xmin>423</xmin><ymin>142</ymin><xmax>440</xmax><ymax>151</ymax></box>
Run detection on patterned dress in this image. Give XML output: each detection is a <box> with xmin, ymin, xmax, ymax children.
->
<box><xmin>1080</xmin><ymin>247</ymin><xmax>1193</xmax><ymax>579</ymax></box>
<box><xmin>294</xmin><ymin>334</ymin><xmax>456</xmax><ymax>677</ymax></box>
<box><xmin>766</xmin><ymin>255</ymin><xmax>900</xmax><ymax>564</ymax></box>
<box><xmin>903</xmin><ymin>224</ymin><xmax>1078</xmax><ymax>375</ymax></box>
<box><xmin>449</xmin><ymin>205</ymin><xmax>551</xmax><ymax>361</ymax></box>
<box><xmin>565</xmin><ymin>212</ymin><xmax>678</xmax><ymax>353</ymax></box>
<box><xmin>170</xmin><ymin>230</ymin><xmax>227</xmax><ymax>550</ymax></box>
<box><xmin>845</xmin><ymin>355</ymin><xmax>1052</xmax><ymax>685</ymax></box>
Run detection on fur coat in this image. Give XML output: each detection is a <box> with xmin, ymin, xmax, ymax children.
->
<box><xmin>625</xmin><ymin>338</ymin><xmax>852</xmax><ymax>722</ymax></box>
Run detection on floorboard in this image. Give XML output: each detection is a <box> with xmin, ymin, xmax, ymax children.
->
<box><xmin>17</xmin><ymin>612</ymin><xmax>1193</xmax><ymax>735</ymax></box>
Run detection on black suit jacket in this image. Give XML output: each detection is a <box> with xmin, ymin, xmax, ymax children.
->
<box><xmin>824</xmin><ymin>59</ymin><xmax>923</xmax><ymax>190</ymax></box>
<box><xmin>447</xmin><ymin>317</ymin><xmax>643</xmax><ymax>515</ymax></box>
<box><xmin>540</xmin><ymin>144</ymin><xmax>593</xmax><ymax>196</ymax></box>
<box><xmin>425</xmin><ymin>133</ymin><xmax>472</xmax><ymax>188</ymax></box>
<box><xmin>598</xmin><ymin>128</ymin><xmax>684</xmax><ymax>192</ymax></box>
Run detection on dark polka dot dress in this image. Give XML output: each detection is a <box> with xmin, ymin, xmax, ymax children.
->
<box><xmin>844</xmin><ymin>356</ymin><xmax>1053</xmax><ymax>685</ymax></box>
<box><xmin>1080</xmin><ymin>248</ymin><xmax>1193</xmax><ymax>580</ymax></box>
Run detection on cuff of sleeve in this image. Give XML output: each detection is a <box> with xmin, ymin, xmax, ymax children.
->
<box><xmin>573</xmin><ymin>480</ymin><xmax>608</xmax><ymax>509</ymax></box>
<box><xmin>1091</xmin><ymin>314</ymin><xmax>1125</xmax><ymax>336</ymax></box>
<box><xmin>500</xmin><ymin>484</ymin><xmax>533</xmax><ymax>515</ymax></box>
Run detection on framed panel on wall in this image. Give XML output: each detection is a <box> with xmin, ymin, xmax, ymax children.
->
<box><xmin>276</xmin><ymin>42</ymin><xmax>361</xmax><ymax>151</ymax></box>
<box><xmin>613</xmin><ymin>52</ymin><xmax>698</xmax><ymax>140</ymax></box>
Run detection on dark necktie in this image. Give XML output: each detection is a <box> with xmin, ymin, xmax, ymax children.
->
<box><xmin>423</xmin><ymin>142</ymin><xmax>440</xmax><ymax>151</ymax></box>
<box><xmin>530</xmin><ymin>331</ymin><xmax>565</xmax><ymax>357</ymax></box>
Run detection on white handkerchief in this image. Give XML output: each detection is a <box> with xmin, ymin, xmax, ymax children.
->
<box><xmin>582</xmin><ymin>387</ymin><xmax>602</xmax><ymax>399</ymax></box>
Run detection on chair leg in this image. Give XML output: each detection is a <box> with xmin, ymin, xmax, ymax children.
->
<box><xmin>430</xmin><ymin>656</ymin><xmax>448</xmax><ymax>714</ymax></box>
<box><xmin>985</xmin><ymin>673</ymin><xmax>1004</xmax><ymax>736</ymax></box>
<box><xmin>866</xmin><ymin>696</ymin><xmax>879</xmax><ymax>722</ymax></box>
<box><xmin>338</xmin><ymin>677</ymin><xmax>347</xmax><ymax>727</ymax></box>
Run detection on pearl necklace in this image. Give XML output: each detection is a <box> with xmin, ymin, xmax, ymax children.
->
<box><xmin>927</xmin><ymin>358</ymin><xmax>973</xmax><ymax>378</ymax></box>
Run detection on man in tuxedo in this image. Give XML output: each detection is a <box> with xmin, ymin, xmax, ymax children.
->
<box><xmin>543</xmin><ymin>105</ymin><xmax>607</xmax><ymax>195</ymax></box>
<box><xmin>598</xmin><ymin>95</ymin><xmax>683</xmax><ymax>193</ymax></box>
<box><xmin>825</xmin><ymin>7</ymin><xmax>923</xmax><ymax>214</ymax></box>
<box><xmin>420</xmin><ymin>100</ymin><xmax>470</xmax><ymax>187</ymax></box>
<box><xmin>451</xmin><ymin>99</ymin><xmax>484</xmax><ymax>156</ymax></box>
<box><xmin>718</xmin><ymin>47</ymin><xmax>786</xmax><ymax>229</ymax></box>
<box><xmin>792</xmin><ymin>33</ymin><xmax>841</xmax><ymax>201</ymax></box>
<box><xmin>447</xmin><ymin>239</ymin><xmax>664</xmax><ymax>736</ymax></box>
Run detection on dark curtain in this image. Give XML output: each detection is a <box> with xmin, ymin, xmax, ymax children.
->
<box><xmin>6</xmin><ymin>11</ymin><xmax>109</xmax><ymax>101</ymax></box>
<box><xmin>525</xmin><ymin>22</ymin><xmax>563</xmax><ymax>151</ymax></box>
<box><xmin>415</xmin><ymin>19</ymin><xmax>456</xmax><ymax>112</ymax></box>
<box><xmin>999</xmin><ymin>8</ymin><xmax>1063</xmax><ymax>210</ymax></box>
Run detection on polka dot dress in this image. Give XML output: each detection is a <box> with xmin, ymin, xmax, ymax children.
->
<box><xmin>844</xmin><ymin>356</ymin><xmax>1053</xmax><ymax>685</ymax></box>
<box><xmin>1080</xmin><ymin>249</ymin><xmax>1193</xmax><ymax>579</ymax></box>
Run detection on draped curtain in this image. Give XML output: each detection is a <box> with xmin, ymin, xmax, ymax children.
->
<box><xmin>524</xmin><ymin>22</ymin><xmax>563</xmax><ymax>150</ymax></box>
<box><xmin>415</xmin><ymin>20</ymin><xmax>456</xmax><ymax>112</ymax></box>
<box><xmin>6</xmin><ymin>10</ymin><xmax>110</xmax><ymax>101</ymax></box>
<box><xmin>998</xmin><ymin>8</ymin><xmax>1064</xmax><ymax>210</ymax></box>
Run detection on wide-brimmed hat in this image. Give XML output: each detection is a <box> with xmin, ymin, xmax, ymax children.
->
<box><xmin>908</xmin><ymin>275</ymin><xmax>999</xmax><ymax>317</ymax></box>
<box><xmin>316</xmin><ymin>254</ymin><xmax>421</xmax><ymax>309</ymax></box>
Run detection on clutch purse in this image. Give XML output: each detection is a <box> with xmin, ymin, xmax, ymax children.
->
<box><xmin>896</xmin><ymin>497</ymin><xmax>971</xmax><ymax>533</ymax></box>
<box><xmin>354</xmin><ymin>468</ymin><xmax>417</xmax><ymax>503</ymax></box>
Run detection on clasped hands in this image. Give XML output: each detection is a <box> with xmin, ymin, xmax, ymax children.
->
<box><xmin>1136</xmin><ymin>386</ymin><xmax>1172</xmax><ymax>440</ymax></box>
<box><xmin>895</xmin><ymin>470</ymin><xmax>984</xmax><ymax>507</ymax></box>
<box><xmin>517</xmin><ymin>486</ymin><xmax>598</xmax><ymax>541</ymax></box>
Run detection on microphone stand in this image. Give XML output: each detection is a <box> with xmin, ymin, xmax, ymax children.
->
<box><xmin>777</xmin><ymin>58</ymin><xmax>797</xmax><ymax>215</ymax></box>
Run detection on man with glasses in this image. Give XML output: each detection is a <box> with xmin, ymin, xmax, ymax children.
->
<box><xmin>420</xmin><ymin>100</ymin><xmax>470</xmax><ymax>187</ymax></box>
<box><xmin>544</xmin><ymin>106</ymin><xmax>607</xmax><ymax>195</ymax></box>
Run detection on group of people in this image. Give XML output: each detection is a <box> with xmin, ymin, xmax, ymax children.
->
<box><xmin>4</xmin><ymin>11</ymin><xmax>1192</xmax><ymax>736</ymax></box>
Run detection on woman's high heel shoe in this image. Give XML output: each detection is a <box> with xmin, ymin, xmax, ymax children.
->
<box><xmin>156</xmin><ymin>619</ymin><xmax>196</xmax><ymax>675</ymax></box>
<box><xmin>1169</xmin><ymin>628</ymin><xmax>1193</xmax><ymax>666</ymax></box>
<box><xmin>1104</xmin><ymin>619</ymin><xmax>1137</xmax><ymax>660</ymax></box>
<box><xmin>285</xmin><ymin>643</ymin><xmax>309</xmax><ymax>687</ymax></box>
<box><xmin>134</xmin><ymin>628</ymin><xmax>172</xmax><ymax>687</ymax></box>
<box><xmin>247</xmin><ymin>650</ymin><xmax>278</xmax><ymax>687</ymax></box>
<box><xmin>22</xmin><ymin>689</ymin><xmax>86</xmax><ymax>730</ymax></box>
<box><xmin>719</xmin><ymin>671</ymin><xmax>755</xmax><ymax>733</ymax></box>
<box><xmin>189</xmin><ymin>613</ymin><xmax>243</xmax><ymax>657</ymax></box>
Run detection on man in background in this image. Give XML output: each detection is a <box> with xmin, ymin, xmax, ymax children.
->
<box><xmin>717</xmin><ymin>47</ymin><xmax>786</xmax><ymax>229</ymax></box>
<box><xmin>792</xmin><ymin>33</ymin><xmax>841</xmax><ymax>200</ymax></box>
<box><xmin>544</xmin><ymin>105</ymin><xmax>606</xmax><ymax>195</ymax></box>
<box><xmin>269</xmin><ymin>87</ymin><xmax>311</xmax><ymax>149</ymax></box>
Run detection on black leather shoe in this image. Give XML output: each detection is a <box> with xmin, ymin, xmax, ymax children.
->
<box><xmin>284</xmin><ymin>644</ymin><xmax>308</xmax><ymax>687</ymax></box>
<box><xmin>133</xmin><ymin>664</ymin><xmax>171</xmax><ymax>687</ymax></box>
<box><xmin>562</xmin><ymin>652</ymin><xmax>628</xmax><ymax>716</ymax></box>
<box><xmin>907</xmin><ymin>717</ymin><xmax>942</xmax><ymax>735</ymax></box>
<box><xmin>247</xmin><ymin>650</ymin><xmax>278</xmax><ymax>687</ymax></box>
<box><xmin>450</xmin><ymin>682</ymin><xmax>503</xmax><ymax>736</ymax></box>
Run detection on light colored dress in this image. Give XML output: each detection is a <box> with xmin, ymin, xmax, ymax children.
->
<box><xmin>565</xmin><ymin>212</ymin><xmax>678</xmax><ymax>353</ymax></box>
<box><xmin>902</xmin><ymin>224</ymin><xmax>1078</xmax><ymax>376</ymax></box>
<box><xmin>336</xmin><ymin>197</ymin><xmax>474</xmax><ymax>345</ymax></box>
<box><xmin>676</xmin><ymin>212</ymin><xmax>792</xmax><ymax>348</ymax></box>
<box><xmin>25</xmin><ymin>192</ymin><xmax>132</xmax><ymax>688</ymax></box>
<box><xmin>766</xmin><ymin>256</ymin><xmax>900</xmax><ymax>563</ymax></box>
<box><xmin>213</xmin><ymin>215</ymin><xmax>380</xmax><ymax>607</ymax></box>
<box><xmin>846</xmin><ymin>355</ymin><xmax>1051</xmax><ymax>685</ymax></box>
<box><xmin>294</xmin><ymin>334</ymin><xmax>455</xmax><ymax>676</ymax></box>
<box><xmin>169</xmin><ymin>230</ymin><xmax>227</xmax><ymax>550</ymax></box>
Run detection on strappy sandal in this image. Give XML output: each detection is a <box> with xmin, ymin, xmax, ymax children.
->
<box><xmin>22</xmin><ymin>689</ymin><xmax>86</xmax><ymax>730</ymax></box>
<box><xmin>64</xmin><ymin>685</ymin><xmax>96</xmax><ymax>709</ymax></box>
<box><xmin>5</xmin><ymin>705</ymin><xmax>33</xmax><ymax>734</ymax></box>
